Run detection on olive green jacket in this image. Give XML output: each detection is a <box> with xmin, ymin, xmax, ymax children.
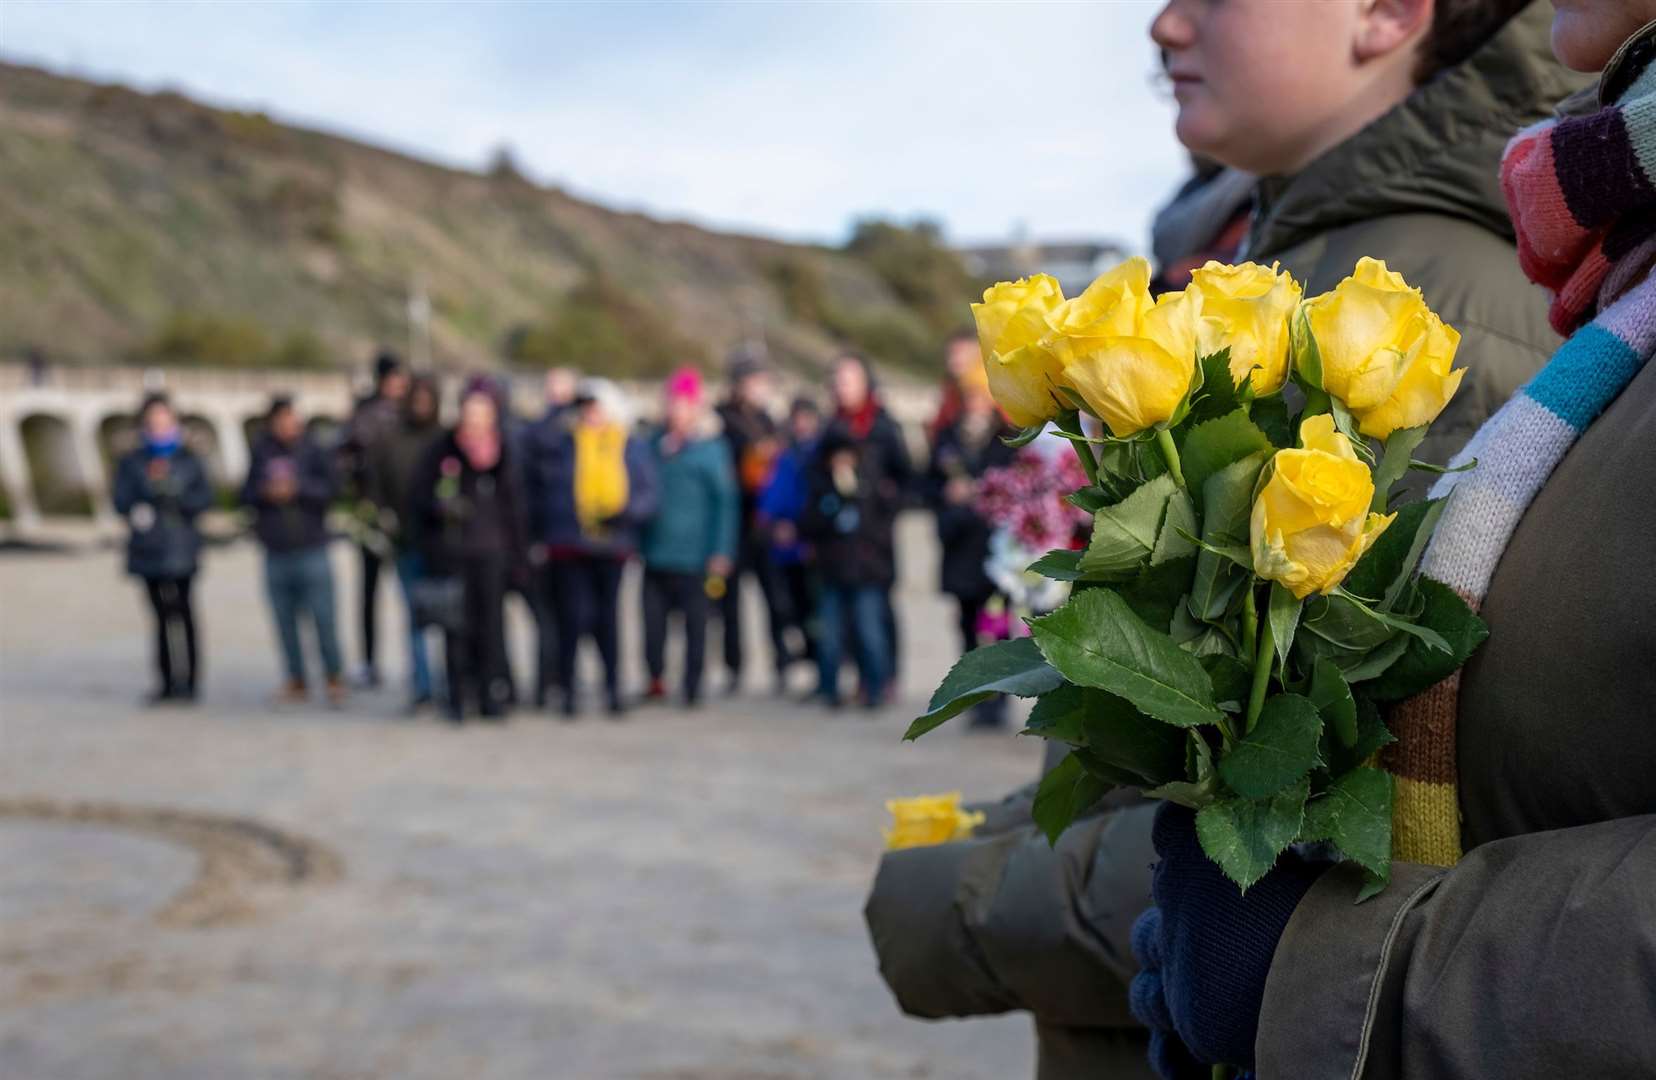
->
<box><xmin>1246</xmin><ymin>4</ymin><xmax>1586</xmax><ymax>479</ymax></box>
<box><xmin>864</xmin><ymin>8</ymin><xmax>1590</xmax><ymax>1079</ymax></box>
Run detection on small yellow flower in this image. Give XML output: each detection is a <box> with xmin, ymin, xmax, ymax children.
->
<box><xmin>1250</xmin><ymin>415</ymin><xmax>1395</xmax><ymax>599</ymax></box>
<box><xmin>972</xmin><ymin>275</ymin><xmax>1067</xmax><ymax>427</ymax></box>
<box><xmin>1188</xmin><ymin>261</ymin><xmax>1302</xmax><ymax>395</ymax></box>
<box><xmin>1054</xmin><ymin>264</ymin><xmax>1203</xmax><ymax>438</ymax></box>
<box><xmin>883</xmin><ymin>792</ymin><xmax>986</xmax><ymax>851</ymax></box>
<box><xmin>1299</xmin><ymin>258</ymin><xmax>1465</xmax><ymax>440</ymax></box>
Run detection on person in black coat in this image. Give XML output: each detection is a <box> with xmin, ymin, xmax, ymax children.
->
<box><xmin>242</xmin><ymin>396</ymin><xmax>348</xmax><ymax>704</ymax></box>
<box><xmin>714</xmin><ymin>349</ymin><xmax>786</xmax><ymax>693</ymax></box>
<box><xmin>408</xmin><ymin>381</ymin><xmax>529</xmax><ymax>723</ymax></box>
<box><xmin>800</xmin><ymin>424</ymin><xmax>898</xmax><ymax>709</ymax></box>
<box><xmin>926</xmin><ymin>363</ymin><xmax>1017</xmax><ymax>728</ymax></box>
<box><xmin>112</xmin><ymin>393</ymin><xmax>215</xmax><ymax>704</ymax></box>
<box><xmin>821</xmin><ymin>351</ymin><xmax>913</xmax><ymax>700</ymax></box>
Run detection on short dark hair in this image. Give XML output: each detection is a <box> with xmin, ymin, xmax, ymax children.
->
<box><xmin>266</xmin><ymin>394</ymin><xmax>295</xmax><ymax>421</ymax></box>
<box><xmin>137</xmin><ymin>392</ymin><xmax>171</xmax><ymax>422</ymax></box>
<box><xmin>1415</xmin><ymin>0</ymin><xmax>1529</xmax><ymax>84</ymax></box>
<box><xmin>945</xmin><ymin>327</ymin><xmax>978</xmax><ymax>346</ymax></box>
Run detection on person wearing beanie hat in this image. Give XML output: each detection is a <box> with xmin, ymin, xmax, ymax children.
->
<box><xmin>640</xmin><ymin>365</ymin><xmax>739</xmax><ymax>707</ymax></box>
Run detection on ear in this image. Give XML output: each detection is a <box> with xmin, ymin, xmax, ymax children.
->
<box><xmin>1353</xmin><ymin>0</ymin><xmax>1433</xmax><ymax>64</ymax></box>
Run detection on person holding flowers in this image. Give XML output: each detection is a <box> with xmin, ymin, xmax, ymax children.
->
<box><xmin>1119</xmin><ymin>8</ymin><xmax>1656</xmax><ymax>1077</ymax></box>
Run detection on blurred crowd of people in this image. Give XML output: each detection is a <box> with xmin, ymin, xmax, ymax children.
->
<box><xmin>112</xmin><ymin>338</ymin><xmax>1022</xmax><ymax>726</ymax></box>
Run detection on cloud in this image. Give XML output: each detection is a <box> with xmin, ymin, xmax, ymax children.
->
<box><xmin>0</xmin><ymin>0</ymin><xmax>1187</xmax><ymax>248</ymax></box>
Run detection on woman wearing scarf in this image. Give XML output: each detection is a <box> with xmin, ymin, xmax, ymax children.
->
<box><xmin>819</xmin><ymin>351</ymin><xmax>913</xmax><ymax>703</ymax></box>
<box><xmin>1129</xmin><ymin>7</ymin><xmax>1656</xmax><ymax>1077</ymax></box>
<box><xmin>112</xmin><ymin>393</ymin><xmax>214</xmax><ymax>704</ymax></box>
<box><xmin>409</xmin><ymin>379</ymin><xmax>527</xmax><ymax>724</ymax></box>
<box><xmin>525</xmin><ymin>377</ymin><xmax>659</xmax><ymax>717</ymax></box>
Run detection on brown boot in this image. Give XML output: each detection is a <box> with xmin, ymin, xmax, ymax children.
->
<box><xmin>324</xmin><ymin>676</ymin><xmax>348</xmax><ymax>708</ymax></box>
<box><xmin>277</xmin><ymin>679</ymin><xmax>308</xmax><ymax>705</ymax></box>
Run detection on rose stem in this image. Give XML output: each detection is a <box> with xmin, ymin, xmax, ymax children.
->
<box><xmin>1155</xmin><ymin>428</ymin><xmax>1186</xmax><ymax>489</ymax></box>
<box><xmin>1246</xmin><ymin>591</ymin><xmax>1274</xmax><ymax>734</ymax></box>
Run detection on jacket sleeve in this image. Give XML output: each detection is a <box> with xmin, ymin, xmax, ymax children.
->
<box><xmin>623</xmin><ymin>437</ymin><xmax>661</xmax><ymax>526</ymax></box>
<box><xmin>297</xmin><ymin>444</ymin><xmax>336</xmax><ymax>509</ymax></box>
<box><xmin>112</xmin><ymin>456</ymin><xmax>142</xmax><ymax>515</ymax></box>
<box><xmin>404</xmin><ymin>442</ymin><xmax>440</xmax><ymax>561</ymax></box>
<box><xmin>179</xmin><ymin>455</ymin><xmax>215</xmax><ymax>518</ymax></box>
<box><xmin>709</xmin><ymin>443</ymin><xmax>740</xmax><ymax>563</ymax></box>
<box><xmin>1256</xmin><ymin>814</ymin><xmax>1656</xmax><ymax>1079</ymax></box>
<box><xmin>240</xmin><ymin>446</ymin><xmax>264</xmax><ymax>510</ymax></box>
<box><xmin>864</xmin><ymin>799</ymin><xmax>1157</xmax><ymax>1029</ymax></box>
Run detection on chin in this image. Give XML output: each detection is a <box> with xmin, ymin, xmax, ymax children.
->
<box><xmin>1550</xmin><ymin>13</ymin><xmax>1625</xmax><ymax>73</ymax></box>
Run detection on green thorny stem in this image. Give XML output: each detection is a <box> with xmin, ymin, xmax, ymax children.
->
<box><xmin>1155</xmin><ymin>427</ymin><xmax>1186</xmax><ymax>489</ymax></box>
<box><xmin>1055</xmin><ymin>411</ymin><xmax>1100</xmax><ymax>486</ymax></box>
<box><xmin>1245</xmin><ymin>585</ymin><xmax>1274</xmax><ymax>734</ymax></box>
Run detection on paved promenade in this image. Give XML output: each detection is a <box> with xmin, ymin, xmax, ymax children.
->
<box><xmin>0</xmin><ymin>517</ymin><xmax>1041</xmax><ymax>1079</ymax></box>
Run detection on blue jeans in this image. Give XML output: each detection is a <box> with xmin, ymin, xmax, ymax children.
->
<box><xmin>263</xmin><ymin>545</ymin><xmax>343</xmax><ymax>684</ymax></box>
<box><xmin>816</xmin><ymin>583</ymin><xmax>890</xmax><ymax>704</ymax></box>
<box><xmin>394</xmin><ymin>551</ymin><xmax>435</xmax><ymax>700</ymax></box>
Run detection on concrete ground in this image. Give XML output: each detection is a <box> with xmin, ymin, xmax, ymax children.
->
<box><xmin>0</xmin><ymin>515</ymin><xmax>1041</xmax><ymax>1080</ymax></box>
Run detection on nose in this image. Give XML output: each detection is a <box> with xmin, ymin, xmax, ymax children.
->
<box><xmin>1149</xmin><ymin>0</ymin><xmax>1194</xmax><ymax>52</ymax></box>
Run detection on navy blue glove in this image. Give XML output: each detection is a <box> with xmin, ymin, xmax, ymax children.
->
<box><xmin>1129</xmin><ymin>802</ymin><xmax>1323</xmax><ymax>1078</ymax></box>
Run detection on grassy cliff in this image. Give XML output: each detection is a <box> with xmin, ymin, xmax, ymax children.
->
<box><xmin>0</xmin><ymin>62</ymin><xmax>980</xmax><ymax>378</ymax></box>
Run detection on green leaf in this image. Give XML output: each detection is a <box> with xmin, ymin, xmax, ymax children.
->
<box><xmin>1119</xmin><ymin>556</ymin><xmax>1196</xmax><ymax>633</ymax></box>
<box><xmin>1252</xmin><ymin>395</ymin><xmax>1293</xmax><ymax>448</ymax></box>
<box><xmin>1201</xmin><ymin>654</ymin><xmax>1252</xmax><ymax>713</ymax></box>
<box><xmin>1066</xmin><ymin>485</ymin><xmax>1111</xmax><ymax>513</ymax></box>
<box><xmin>1341</xmin><ymin>633</ymin><xmax>1410</xmax><ymax>684</ymax></box>
<box><xmin>1027</xmin><ymin>549</ymin><xmax>1085</xmax><ymax>582</ymax></box>
<box><xmin>1267</xmin><ymin>582</ymin><xmax>1302</xmax><ymax>674</ymax></box>
<box><xmin>1369</xmin><ymin>426</ymin><xmax>1428</xmax><ymax>513</ymax></box>
<box><xmin>1180</xmin><ymin>409</ymin><xmax>1274</xmax><ymax>494</ymax></box>
<box><xmin>1151</xmin><ymin>490</ymin><xmax>1198</xmax><ymax>566</ymax></box>
<box><xmin>1032</xmin><ymin>753</ymin><xmax>1111</xmax><ymax>846</ymax></box>
<box><xmin>1345</xmin><ymin>497</ymin><xmax>1446</xmax><ymax>613</ymax></box>
<box><xmin>1334</xmin><ymin>589</ymin><xmax>1451</xmax><ymax>654</ymax></box>
<box><xmin>1196</xmin><ymin>778</ymin><xmax>1310</xmax><ymax>891</ymax></box>
<box><xmin>1309</xmin><ymin>659</ymin><xmax>1358</xmax><ymax>748</ymax></box>
<box><xmin>1029</xmin><ymin>588</ymin><xmax>1222</xmax><ymax>729</ymax></box>
<box><xmin>1407</xmin><ymin>457</ymin><xmax>1477</xmax><ymax>477</ymax></box>
<box><xmin>1081</xmin><ymin>690</ymin><xmax>1188</xmax><ymax>786</ymax></box>
<box><xmin>1186</xmin><ymin>348</ymin><xmax>1244</xmax><ymax>425</ymax></box>
<box><xmin>1218</xmin><ymin>693</ymin><xmax>1323</xmax><ymax>798</ymax></box>
<box><xmin>906</xmin><ymin>638</ymin><xmax>1062</xmax><ymax>739</ymax></box>
<box><xmin>1299</xmin><ymin>593</ymin><xmax>1397</xmax><ymax>654</ymax></box>
<box><xmin>1023</xmin><ymin>683</ymin><xmax>1090</xmax><ymax>744</ymax></box>
<box><xmin>1363</xmin><ymin>578</ymin><xmax>1489</xmax><ymax>702</ymax></box>
<box><xmin>1190</xmin><ymin>451</ymin><xmax>1266</xmax><ymax>620</ymax></box>
<box><xmin>1300</xmin><ymin>767</ymin><xmax>1393</xmax><ymax>879</ymax></box>
<box><xmin>1350</xmin><ymin>697</ymin><xmax>1397</xmax><ymax>762</ymax></box>
<box><xmin>1079</xmin><ymin>473</ymin><xmax>1180</xmax><ymax>579</ymax></box>
<box><xmin>1002</xmin><ymin>422</ymin><xmax>1048</xmax><ymax>448</ymax></box>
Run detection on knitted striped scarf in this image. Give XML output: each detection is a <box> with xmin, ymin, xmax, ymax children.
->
<box><xmin>1386</xmin><ymin>36</ymin><xmax>1656</xmax><ymax>867</ymax></box>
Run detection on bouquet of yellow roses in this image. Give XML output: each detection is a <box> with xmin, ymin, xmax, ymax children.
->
<box><xmin>906</xmin><ymin>256</ymin><xmax>1485</xmax><ymax>897</ymax></box>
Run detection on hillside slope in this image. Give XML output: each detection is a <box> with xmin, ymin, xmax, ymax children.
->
<box><xmin>0</xmin><ymin>62</ymin><xmax>977</xmax><ymax>378</ymax></box>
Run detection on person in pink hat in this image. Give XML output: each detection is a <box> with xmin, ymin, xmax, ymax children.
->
<box><xmin>639</xmin><ymin>366</ymin><xmax>739</xmax><ymax>708</ymax></box>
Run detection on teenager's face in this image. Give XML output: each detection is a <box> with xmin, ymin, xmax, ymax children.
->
<box><xmin>270</xmin><ymin>407</ymin><xmax>302</xmax><ymax>444</ymax></box>
<box><xmin>1152</xmin><ymin>0</ymin><xmax>1370</xmax><ymax>175</ymax></box>
<box><xmin>664</xmin><ymin>394</ymin><xmax>698</xmax><ymax>434</ymax></box>
<box><xmin>1550</xmin><ymin>0</ymin><xmax>1656</xmax><ymax>72</ymax></box>
<box><xmin>459</xmin><ymin>393</ymin><xmax>497</xmax><ymax>435</ymax></box>
<box><xmin>142</xmin><ymin>403</ymin><xmax>178</xmax><ymax>441</ymax></box>
<box><xmin>832</xmin><ymin>359</ymin><xmax>868</xmax><ymax>410</ymax></box>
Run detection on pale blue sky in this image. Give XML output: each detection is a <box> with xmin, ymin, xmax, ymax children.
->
<box><xmin>1</xmin><ymin>0</ymin><xmax>1188</xmax><ymax>249</ymax></box>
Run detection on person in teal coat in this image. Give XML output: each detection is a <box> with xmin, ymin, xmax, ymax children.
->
<box><xmin>640</xmin><ymin>367</ymin><xmax>739</xmax><ymax>707</ymax></box>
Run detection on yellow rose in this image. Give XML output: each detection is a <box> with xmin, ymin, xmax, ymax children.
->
<box><xmin>1054</xmin><ymin>276</ymin><xmax>1203</xmax><ymax>438</ymax></box>
<box><xmin>1045</xmin><ymin>256</ymin><xmax>1154</xmax><ymax>338</ymax></box>
<box><xmin>882</xmin><ymin>792</ymin><xmax>986</xmax><ymax>851</ymax></box>
<box><xmin>1299</xmin><ymin>257</ymin><xmax>1465</xmax><ymax>440</ymax></box>
<box><xmin>1250</xmin><ymin>415</ymin><xmax>1395</xmax><ymax>599</ymax></box>
<box><xmin>972</xmin><ymin>274</ymin><xmax>1067</xmax><ymax>427</ymax></box>
<box><xmin>1189</xmin><ymin>261</ymin><xmax>1302</xmax><ymax>395</ymax></box>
